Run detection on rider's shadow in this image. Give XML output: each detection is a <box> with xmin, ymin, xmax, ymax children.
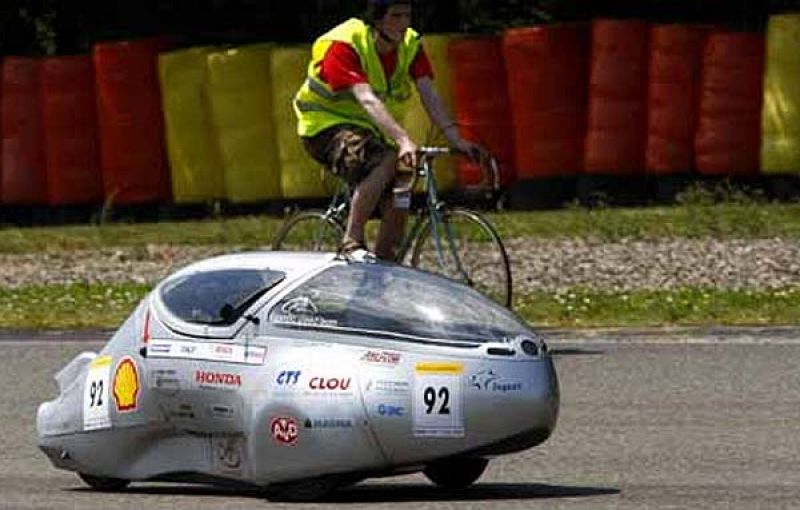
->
<box><xmin>325</xmin><ymin>482</ymin><xmax>621</xmax><ymax>503</ymax></box>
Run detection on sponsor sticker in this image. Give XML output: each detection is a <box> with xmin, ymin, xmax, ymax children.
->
<box><xmin>469</xmin><ymin>369</ymin><xmax>523</xmax><ymax>393</ymax></box>
<box><xmin>415</xmin><ymin>362</ymin><xmax>463</xmax><ymax>374</ymax></box>
<box><xmin>209</xmin><ymin>404</ymin><xmax>235</xmax><ymax>420</ymax></box>
<box><xmin>361</xmin><ymin>350</ymin><xmax>402</xmax><ymax>366</ymax></box>
<box><xmin>213</xmin><ymin>436</ymin><xmax>244</xmax><ymax>473</ymax></box>
<box><xmin>113</xmin><ymin>357</ymin><xmax>140</xmax><ymax>413</ymax></box>
<box><xmin>169</xmin><ymin>403</ymin><xmax>196</xmax><ymax>420</ymax></box>
<box><xmin>195</xmin><ymin>370</ymin><xmax>242</xmax><ymax>389</ymax></box>
<box><xmin>147</xmin><ymin>340</ymin><xmax>266</xmax><ymax>365</ymax></box>
<box><xmin>366</xmin><ymin>379</ymin><xmax>410</xmax><ymax>395</ymax></box>
<box><xmin>150</xmin><ymin>369</ymin><xmax>181</xmax><ymax>395</ymax></box>
<box><xmin>303</xmin><ymin>417</ymin><xmax>353</xmax><ymax>429</ymax></box>
<box><xmin>413</xmin><ymin>362</ymin><xmax>464</xmax><ymax>437</ymax></box>
<box><xmin>275</xmin><ymin>370</ymin><xmax>302</xmax><ymax>387</ymax></box>
<box><xmin>83</xmin><ymin>356</ymin><xmax>112</xmax><ymax>431</ymax></box>
<box><xmin>377</xmin><ymin>404</ymin><xmax>405</xmax><ymax>417</ymax></box>
<box><xmin>308</xmin><ymin>376</ymin><xmax>352</xmax><ymax>392</ymax></box>
<box><xmin>270</xmin><ymin>416</ymin><xmax>299</xmax><ymax>446</ymax></box>
<box><xmin>271</xmin><ymin>297</ymin><xmax>339</xmax><ymax>327</ymax></box>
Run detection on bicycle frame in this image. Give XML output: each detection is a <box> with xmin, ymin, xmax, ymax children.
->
<box><xmin>318</xmin><ymin>147</ymin><xmax>487</xmax><ymax>280</ymax></box>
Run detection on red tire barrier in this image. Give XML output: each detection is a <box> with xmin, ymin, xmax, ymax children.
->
<box><xmin>1</xmin><ymin>57</ymin><xmax>46</xmax><ymax>205</ymax></box>
<box><xmin>695</xmin><ymin>32</ymin><xmax>765</xmax><ymax>176</ymax></box>
<box><xmin>646</xmin><ymin>25</ymin><xmax>705</xmax><ymax>174</ymax></box>
<box><xmin>41</xmin><ymin>55</ymin><xmax>103</xmax><ymax>205</ymax></box>
<box><xmin>94</xmin><ymin>37</ymin><xmax>172</xmax><ymax>204</ymax></box>
<box><xmin>585</xmin><ymin>19</ymin><xmax>650</xmax><ymax>175</ymax></box>
<box><xmin>449</xmin><ymin>36</ymin><xmax>515</xmax><ymax>186</ymax></box>
<box><xmin>502</xmin><ymin>24</ymin><xmax>589</xmax><ymax>178</ymax></box>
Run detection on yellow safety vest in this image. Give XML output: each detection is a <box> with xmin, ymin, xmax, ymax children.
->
<box><xmin>294</xmin><ymin>18</ymin><xmax>422</xmax><ymax>139</ymax></box>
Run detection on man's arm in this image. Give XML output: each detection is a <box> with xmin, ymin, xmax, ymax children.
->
<box><xmin>351</xmin><ymin>83</ymin><xmax>418</xmax><ymax>167</ymax></box>
<box><xmin>415</xmin><ymin>76</ymin><xmax>484</xmax><ymax>160</ymax></box>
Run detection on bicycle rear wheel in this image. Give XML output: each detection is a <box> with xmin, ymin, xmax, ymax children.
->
<box><xmin>410</xmin><ymin>208</ymin><xmax>512</xmax><ymax>308</ymax></box>
<box><xmin>272</xmin><ymin>211</ymin><xmax>344</xmax><ymax>252</ymax></box>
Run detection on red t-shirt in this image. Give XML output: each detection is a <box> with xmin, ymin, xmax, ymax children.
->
<box><xmin>319</xmin><ymin>41</ymin><xmax>434</xmax><ymax>92</ymax></box>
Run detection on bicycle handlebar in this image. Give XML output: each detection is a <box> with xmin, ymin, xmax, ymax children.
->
<box><xmin>392</xmin><ymin>146</ymin><xmax>501</xmax><ymax>196</ymax></box>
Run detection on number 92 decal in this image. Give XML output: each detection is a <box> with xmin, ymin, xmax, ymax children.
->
<box><xmin>413</xmin><ymin>362</ymin><xmax>464</xmax><ymax>437</ymax></box>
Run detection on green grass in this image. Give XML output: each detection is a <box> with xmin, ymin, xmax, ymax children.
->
<box><xmin>515</xmin><ymin>287</ymin><xmax>800</xmax><ymax>329</ymax></box>
<box><xmin>0</xmin><ymin>284</ymin><xmax>150</xmax><ymax>329</ymax></box>
<box><xmin>3</xmin><ymin>283</ymin><xmax>800</xmax><ymax>330</ymax></box>
<box><xmin>3</xmin><ymin>196</ymin><xmax>800</xmax><ymax>254</ymax></box>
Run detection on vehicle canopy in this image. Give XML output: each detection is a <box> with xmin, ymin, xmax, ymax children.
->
<box><xmin>153</xmin><ymin>252</ymin><xmax>533</xmax><ymax>345</ymax></box>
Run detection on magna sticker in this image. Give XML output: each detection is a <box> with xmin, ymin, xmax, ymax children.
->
<box><xmin>413</xmin><ymin>362</ymin><xmax>464</xmax><ymax>437</ymax></box>
<box><xmin>83</xmin><ymin>356</ymin><xmax>112</xmax><ymax>431</ymax></box>
<box><xmin>113</xmin><ymin>357</ymin><xmax>140</xmax><ymax>412</ymax></box>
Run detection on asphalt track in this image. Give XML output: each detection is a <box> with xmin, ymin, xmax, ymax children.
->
<box><xmin>3</xmin><ymin>328</ymin><xmax>800</xmax><ymax>509</ymax></box>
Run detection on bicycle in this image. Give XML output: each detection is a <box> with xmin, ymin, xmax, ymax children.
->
<box><xmin>272</xmin><ymin>147</ymin><xmax>512</xmax><ymax>308</ymax></box>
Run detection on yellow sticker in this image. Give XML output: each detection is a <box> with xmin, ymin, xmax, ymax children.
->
<box><xmin>113</xmin><ymin>357</ymin><xmax>140</xmax><ymax>412</ymax></box>
<box><xmin>90</xmin><ymin>355</ymin><xmax>112</xmax><ymax>368</ymax></box>
<box><xmin>415</xmin><ymin>362</ymin><xmax>463</xmax><ymax>374</ymax></box>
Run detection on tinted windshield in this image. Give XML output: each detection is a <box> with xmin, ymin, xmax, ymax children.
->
<box><xmin>161</xmin><ymin>269</ymin><xmax>285</xmax><ymax>325</ymax></box>
<box><xmin>269</xmin><ymin>263</ymin><xmax>530</xmax><ymax>343</ymax></box>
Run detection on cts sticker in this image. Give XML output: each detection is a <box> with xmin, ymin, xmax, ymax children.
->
<box><xmin>276</xmin><ymin>370</ymin><xmax>301</xmax><ymax>386</ymax></box>
<box><xmin>270</xmin><ymin>416</ymin><xmax>298</xmax><ymax>445</ymax></box>
<box><xmin>113</xmin><ymin>357</ymin><xmax>140</xmax><ymax>412</ymax></box>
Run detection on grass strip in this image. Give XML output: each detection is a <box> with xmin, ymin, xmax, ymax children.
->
<box><xmin>3</xmin><ymin>200</ymin><xmax>800</xmax><ymax>254</ymax></box>
<box><xmin>515</xmin><ymin>287</ymin><xmax>800</xmax><ymax>328</ymax></box>
<box><xmin>3</xmin><ymin>283</ymin><xmax>800</xmax><ymax>330</ymax></box>
<box><xmin>0</xmin><ymin>283</ymin><xmax>151</xmax><ymax>330</ymax></box>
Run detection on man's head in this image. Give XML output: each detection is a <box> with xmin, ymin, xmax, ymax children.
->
<box><xmin>366</xmin><ymin>0</ymin><xmax>413</xmax><ymax>45</ymax></box>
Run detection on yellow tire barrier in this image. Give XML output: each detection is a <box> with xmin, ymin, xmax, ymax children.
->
<box><xmin>271</xmin><ymin>46</ymin><xmax>338</xmax><ymax>199</ymax></box>
<box><xmin>762</xmin><ymin>14</ymin><xmax>800</xmax><ymax>174</ymax></box>
<box><xmin>207</xmin><ymin>43</ymin><xmax>282</xmax><ymax>202</ymax></box>
<box><xmin>159</xmin><ymin>47</ymin><xmax>226</xmax><ymax>203</ymax></box>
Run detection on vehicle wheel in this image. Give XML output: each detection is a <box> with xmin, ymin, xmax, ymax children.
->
<box><xmin>411</xmin><ymin>208</ymin><xmax>512</xmax><ymax>308</ymax></box>
<box><xmin>272</xmin><ymin>211</ymin><xmax>344</xmax><ymax>252</ymax></box>
<box><xmin>78</xmin><ymin>473</ymin><xmax>130</xmax><ymax>491</ymax></box>
<box><xmin>423</xmin><ymin>458</ymin><xmax>488</xmax><ymax>489</ymax></box>
<box><xmin>264</xmin><ymin>476</ymin><xmax>339</xmax><ymax>502</ymax></box>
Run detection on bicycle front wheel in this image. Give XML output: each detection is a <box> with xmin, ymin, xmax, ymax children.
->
<box><xmin>410</xmin><ymin>208</ymin><xmax>512</xmax><ymax>308</ymax></box>
<box><xmin>272</xmin><ymin>210</ymin><xmax>344</xmax><ymax>252</ymax></box>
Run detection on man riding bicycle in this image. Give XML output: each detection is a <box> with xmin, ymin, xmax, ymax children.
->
<box><xmin>294</xmin><ymin>0</ymin><xmax>483</xmax><ymax>261</ymax></box>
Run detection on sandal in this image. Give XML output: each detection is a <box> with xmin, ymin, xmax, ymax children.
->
<box><xmin>338</xmin><ymin>238</ymin><xmax>376</xmax><ymax>261</ymax></box>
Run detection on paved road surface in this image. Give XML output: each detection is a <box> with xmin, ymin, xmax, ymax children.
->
<box><xmin>2</xmin><ymin>330</ymin><xmax>800</xmax><ymax>509</ymax></box>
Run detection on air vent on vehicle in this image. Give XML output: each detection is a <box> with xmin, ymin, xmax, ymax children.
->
<box><xmin>487</xmin><ymin>347</ymin><xmax>515</xmax><ymax>356</ymax></box>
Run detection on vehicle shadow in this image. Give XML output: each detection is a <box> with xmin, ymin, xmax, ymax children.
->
<box><xmin>327</xmin><ymin>483</ymin><xmax>620</xmax><ymax>503</ymax></box>
<box><xmin>72</xmin><ymin>482</ymin><xmax>620</xmax><ymax>503</ymax></box>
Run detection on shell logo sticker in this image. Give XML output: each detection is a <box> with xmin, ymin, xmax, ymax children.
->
<box><xmin>113</xmin><ymin>357</ymin><xmax>140</xmax><ymax>412</ymax></box>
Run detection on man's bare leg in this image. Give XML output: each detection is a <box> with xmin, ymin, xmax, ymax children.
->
<box><xmin>344</xmin><ymin>151</ymin><xmax>397</xmax><ymax>249</ymax></box>
<box><xmin>375</xmin><ymin>196</ymin><xmax>408</xmax><ymax>261</ymax></box>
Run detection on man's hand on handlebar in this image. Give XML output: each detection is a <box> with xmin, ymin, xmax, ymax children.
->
<box><xmin>452</xmin><ymin>138</ymin><xmax>488</xmax><ymax>164</ymax></box>
<box><xmin>397</xmin><ymin>137</ymin><xmax>419</xmax><ymax>169</ymax></box>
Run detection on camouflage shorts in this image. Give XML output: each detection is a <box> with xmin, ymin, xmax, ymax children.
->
<box><xmin>301</xmin><ymin>124</ymin><xmax>393</xmax><ymax>187</ymax></box>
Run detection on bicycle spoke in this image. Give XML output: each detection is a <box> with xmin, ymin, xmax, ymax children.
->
<box><xmin>272</xmin><ymin>211</ymin><xmax>344</xmax><ymax>252</ymax></box>
<box><xmin>411</xmin><ymin>208</ymin><xmax>512</xmax><ymax>308</ymax></box>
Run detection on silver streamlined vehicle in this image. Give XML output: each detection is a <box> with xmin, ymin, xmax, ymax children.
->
<box><xmin>37</xmin><ymin>252</ymin><xmax>559</xmax><ymax>501</ymax></box>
